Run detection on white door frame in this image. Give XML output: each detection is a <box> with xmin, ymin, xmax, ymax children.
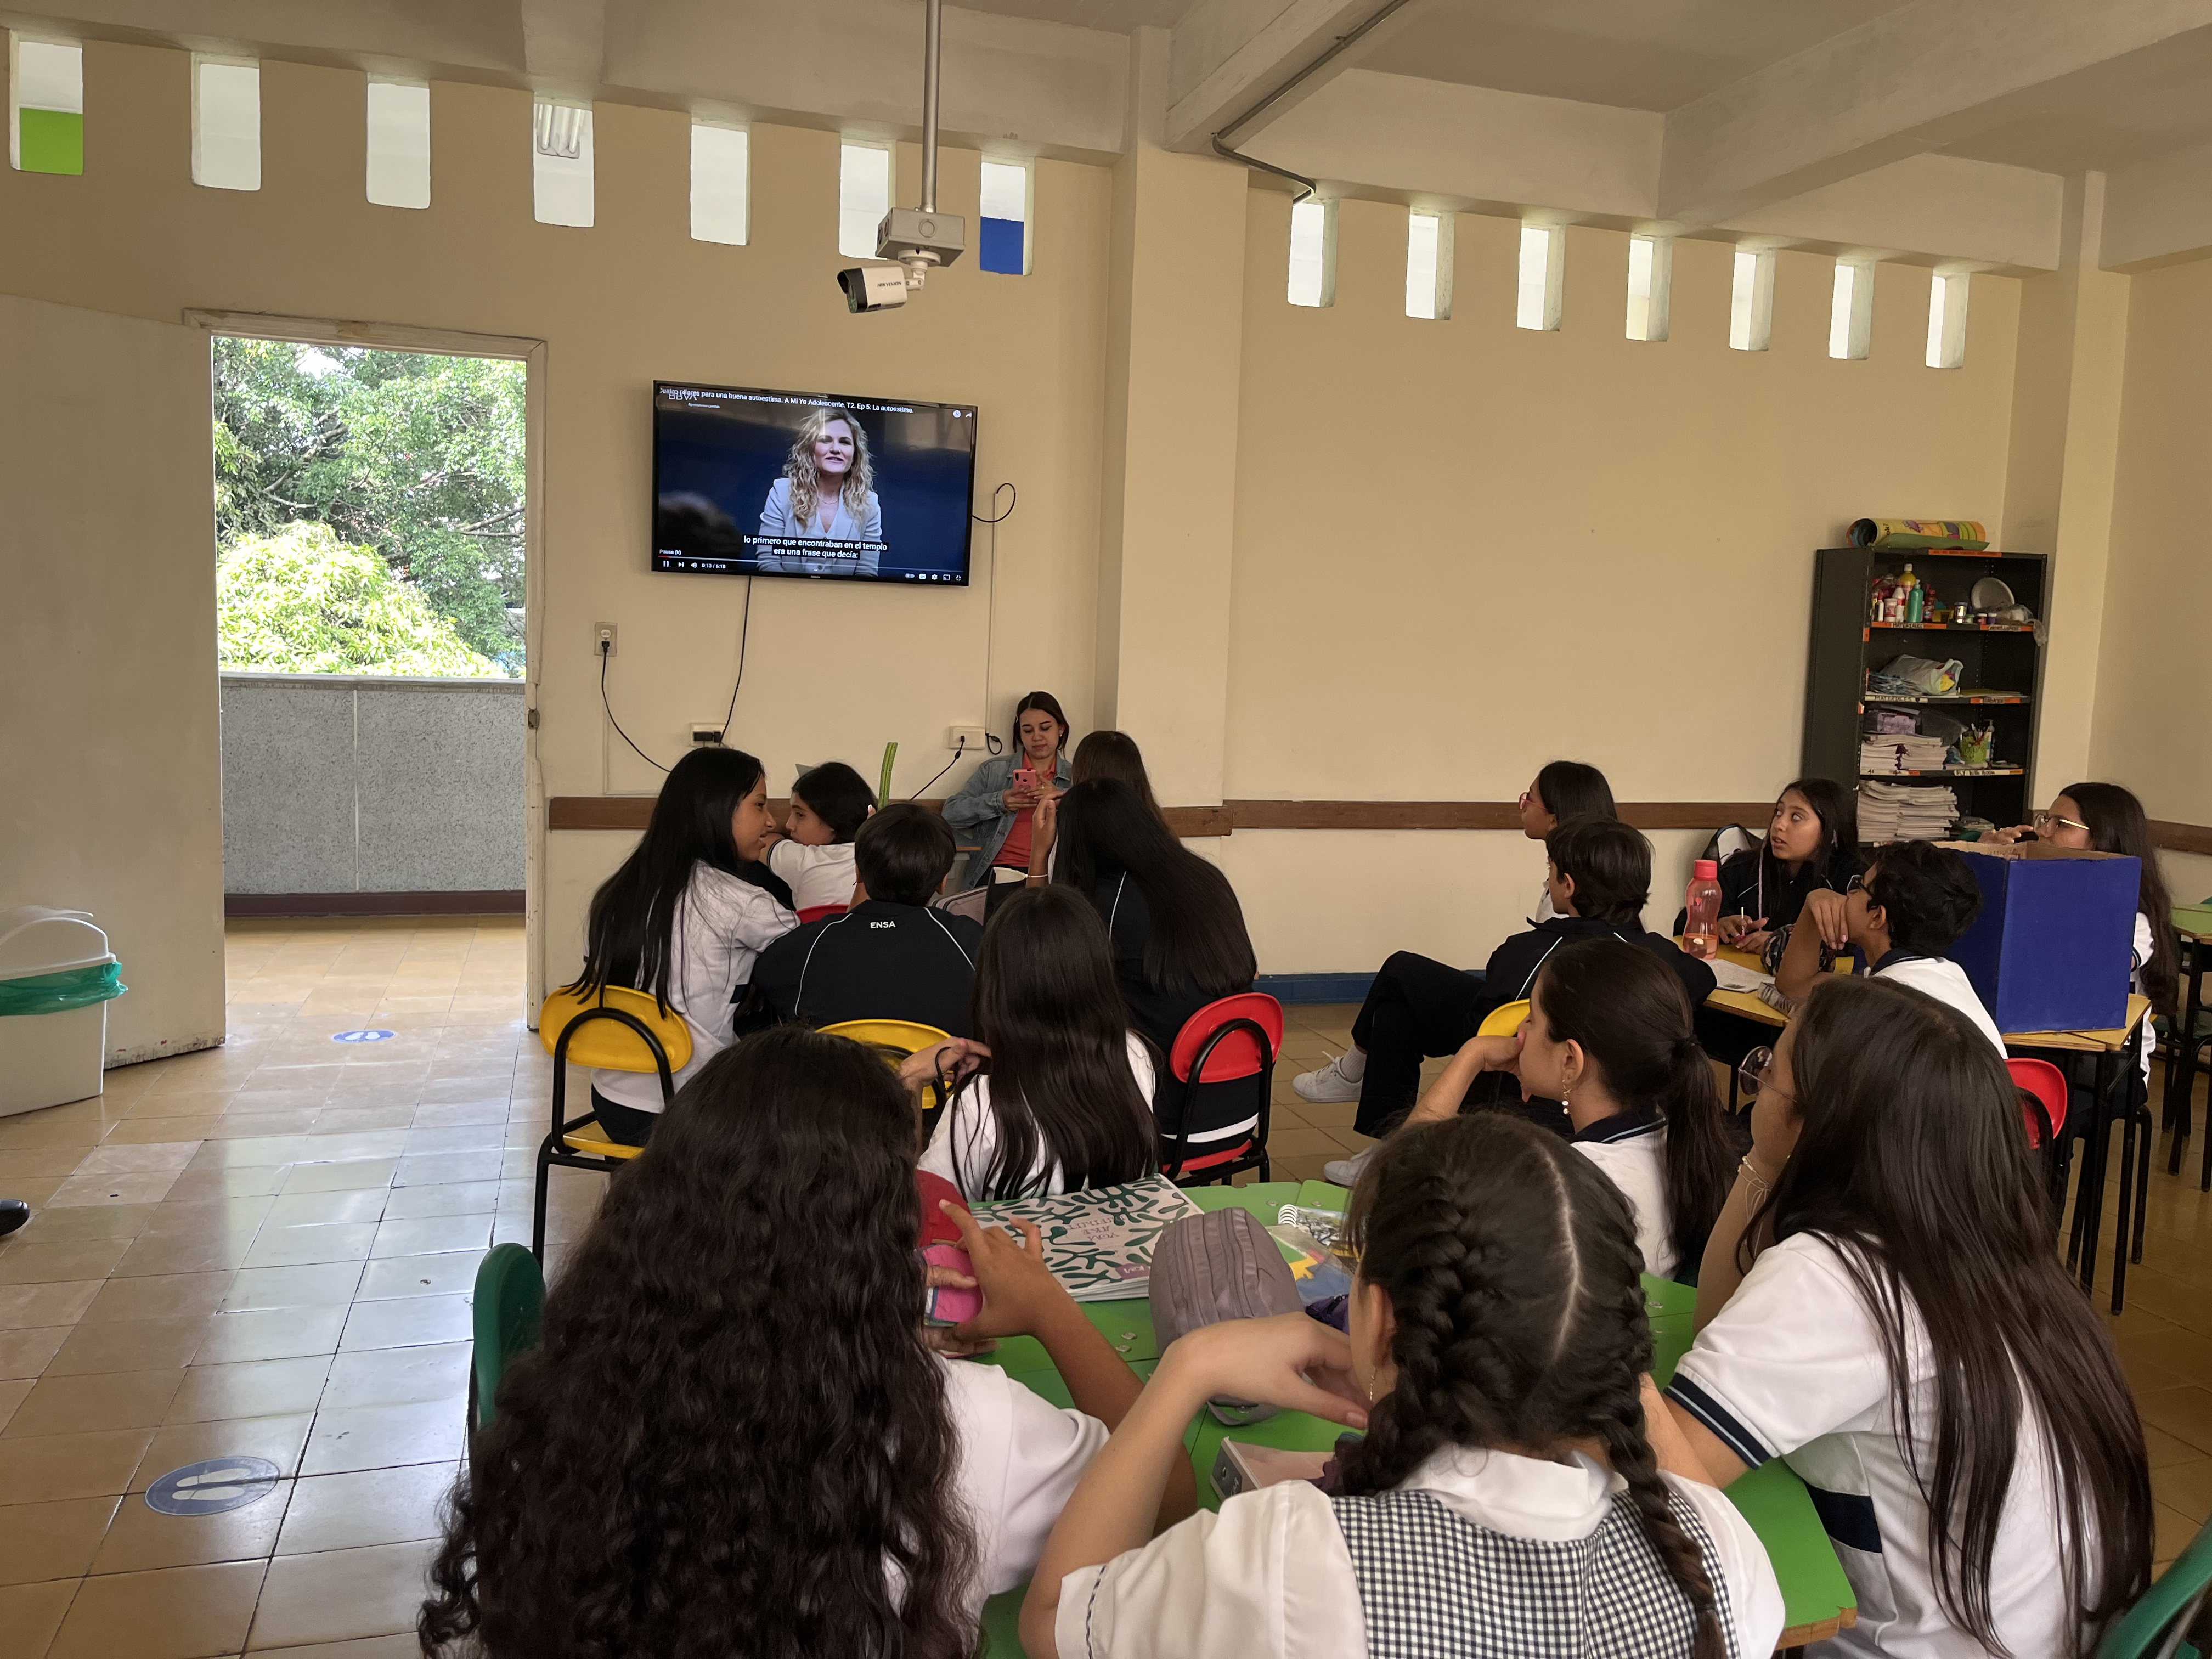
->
<box><xmin>183</xmin><ymin>308</ymin><xmax>550</xmax><ymax>1024</ymax></box>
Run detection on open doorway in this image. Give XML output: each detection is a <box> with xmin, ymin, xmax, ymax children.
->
<box><xmin>192</xmin><ymin>312</ymin><xmax>546</xmax><ymax>1017</ymax></box>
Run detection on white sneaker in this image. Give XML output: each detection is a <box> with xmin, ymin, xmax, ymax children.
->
<box><xmin>1293</xmin><ymin>1053</ymin><xmax>1364</xmax><ymax>1104</ymax></box>
<box><xmin>1323</xmin><ymin>1148</ymin><xmax>1374</xmax><ymax>1187</ymax></box>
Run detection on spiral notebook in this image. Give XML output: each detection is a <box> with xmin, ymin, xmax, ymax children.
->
<box><xmin>972</xmin><ymin>1176</ymin><xmax>1202</xmax><ymax>1303</ymax></box>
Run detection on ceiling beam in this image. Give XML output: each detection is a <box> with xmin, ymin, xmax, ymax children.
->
<box><xmin>1658</xmin><ymin>0</ymin><xmax>2212</xmax><ymax>225</ymax></box>
<box><xmin>1163</xmin><ymin>0</ymin><xmax>1411</xmax><ymax>154</ymax></box>
<box><xmin>520</xmin><ymin>0</ymin><xmax>606</xmax><ymax>100</ymax></box>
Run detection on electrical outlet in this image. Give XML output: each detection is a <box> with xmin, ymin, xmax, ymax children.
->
<box><xmin>946</xmin><ymin>724</ymin><xmax>988</xmax><ymax>753</ymax></box>
<box><xmin>594</xmin><ymin>623</ymin><xmax>617</xmax><ymax>656</ymax></box>
<box><xmin>690</xmin><ymin>723</ymin><xmax>724</xmax><ymax>747</ymax></box>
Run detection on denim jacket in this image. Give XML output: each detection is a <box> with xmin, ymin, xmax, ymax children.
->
<box><xmin>941</xmin><ymin>751</ymin><xmax>1074</xmax><ymax>890</ymax></box>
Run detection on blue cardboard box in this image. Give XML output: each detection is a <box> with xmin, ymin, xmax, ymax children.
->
<box><xmin>1944</xmin><ymin>843</ymin><xmax>2140</xmax><ymax>1035</ymax></box>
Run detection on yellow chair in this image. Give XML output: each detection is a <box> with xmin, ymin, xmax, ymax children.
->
<box><xmin>531</xmin><ymin>985</ymin><xmax>693</xmax><ymax>1260</ymax></box>
<box><xmin>819</xmin><ymin>1019</ymin><xmax>956</xmax><ymax>1118</ymax></box>
<box><xmin>1477</xmin><ymin>999</ymin><xmax>1531</xmax><ymax>1039</ymax></box>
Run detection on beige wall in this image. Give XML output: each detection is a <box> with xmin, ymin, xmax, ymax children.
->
<box><xmin>0</xmin><ymin>292</ymin><xmax>226</xmax><ymax>1064</ymax></box>
<box><xmin>9</xmin><ymin>37</ymin><xmax>2181</xmax><ymax>991</ymax></box>
<box><xmin>1218</xmin><ymin>197</ymin><xmax>2023</xmax><ymax>968</ymax></box>
<box><xmin>0</xmin><ymin>44</ymin><xmax>1113</xmax><ymax>984</ymax></box>
<box><xmin>2094</xmin><ymin>257</ymin><xmax>2212</xmax><ymax>833</ymax></box>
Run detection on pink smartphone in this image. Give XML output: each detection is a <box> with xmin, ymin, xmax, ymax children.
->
<box><xmin>921</xmin><ymin>1243</ymin><xmax>981</xmax><ymax>1327</ymax></box>
<box><xmin>1013</xmin><ymin>767</ymin><xmax>1039</xmax><ymax>792</ymax></box>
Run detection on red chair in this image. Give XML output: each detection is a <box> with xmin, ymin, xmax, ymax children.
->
<box><xmin>795</xmin><ymin>904</ymin><xmax>848</xmax><ymax>925</ymax></box>
<box><xmin>1161</xmin><ymin>993</ymin><xmax>1284</xmax><ymax>1186</ymax></box>
<box><xmin>2010</xmin><ymin>1057</ymin><xmax>2069</xmax><ymax>1148</ymax></box>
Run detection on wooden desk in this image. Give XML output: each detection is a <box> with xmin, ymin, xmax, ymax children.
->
<box><xmin>974</xmin><ymin>1182</ymin><xmax>1858</xmax><ymax>1654</ymax></box>
<box><xmin>2007</xmin><ymin>995</ymin><xmax>2152</xmax><ymax>1311</ymax></box>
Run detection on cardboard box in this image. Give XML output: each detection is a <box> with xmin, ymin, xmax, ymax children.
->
<box><xmin>1943</xmin><ymin>842</ymin><xmax>2140</xmax><ymax>1035</ymax></box>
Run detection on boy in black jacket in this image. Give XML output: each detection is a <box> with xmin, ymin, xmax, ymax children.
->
<box><xmin>1314</xmin><ymin>816</ymin><xmax>1714</xmax><ymax>1178</ymax></box>
<box><xmin>752</xmin><ymin>804</ymin><xmax>984</xmax><ymax>1037</ymax></box>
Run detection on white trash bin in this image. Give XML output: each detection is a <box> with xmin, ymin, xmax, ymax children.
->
<box><xmin>0</xmin><ymin>907</ymin><xmax>121</xmax><ymax>1118</ymax></box>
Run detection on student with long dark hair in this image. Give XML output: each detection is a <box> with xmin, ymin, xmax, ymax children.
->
<box><xmin>422</xmin><ymin>1026</ymin><xmax>1191</xmax><ymax>1659</ymax></box>
<box><xmin>1051</xmin><ymin>778</ymin><xmax>1259</xmax><ymax>1131</ymax></box>
<box><xmin>1706</xmin><ymin>777</ymin><xmax>1863</xmax><ymax>958</ymax></box>
<box><xmin>919</xmin><ymin>886</ymin><xmax>1159</xmax><ymax>1201</ymax></box>
<box><xmin>1403</xmin><ymin>936</ymin><xmax>1737</xmax><ymax>1280</ymax></box>
<box><xmin>1023</xmin><ymin>729</ymin><xmax>1169</xmax><ymax>887</ymax></box>
<box><xmin>1020</xmin><ymin>1112</ymin><xmax>1784</xmax><ymax>1658</ymax></box>
<box><xmin>566</xmin><ymin>746</ymin><xmax>795</xmax><ymax>1146</ymax></box>
<box><xmin>1660</xmin><ymin>975</ymin><xmax>2153</xmax><ymax>1657</ymax></box>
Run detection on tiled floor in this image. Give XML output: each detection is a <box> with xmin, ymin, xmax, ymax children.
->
<box><xmin>0</xmin><ymin>917</ymin><xmax>2205</xmax><ymax>1656</ymax></box>
<box><xmin>0</xmin><ymin>917</ymin><xmax>596</xmax><ymax>1658</ymax></box>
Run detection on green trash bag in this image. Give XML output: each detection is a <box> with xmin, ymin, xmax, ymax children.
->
<box><xmin>0</xmin><ymin>961</ymin><xmax>126</xmax><ymax>1016</ymax></box>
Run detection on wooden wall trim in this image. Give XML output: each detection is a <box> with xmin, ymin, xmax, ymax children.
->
<box><xmin>547</xmin><ymin>797</ymin><xmax>2212</xmax><ymax>850</ymax></box>
<box><xmin>549</xmin><ymin>797</ymin><xmax>1765</xmax><ymax>836</ymax></box>
<box><xmin>546</xmin><ymin>796</ymin><xmax>1234</xmax><ymax>836</ymax></box>
<box><xmin>2152</xmin><ymin>820</ymin><xmax>2212</xmax><ymax>857</ymax></box>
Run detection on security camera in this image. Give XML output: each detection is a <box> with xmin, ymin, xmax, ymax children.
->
<box><xmin>837</xmin><ymin>264</ymin><xmax>910</xmax><ymax>313</ymax></box>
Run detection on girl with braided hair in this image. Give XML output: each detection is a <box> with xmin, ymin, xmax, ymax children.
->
<box><xmin>1020</xmin><ymin>1112</ymin><xmax>1784</xmax><ymax>1658</ymax></box>
<box><xmin>1660</xmin><ymin>975</ymin><xmax>2152</xmax><ymax>1656</ymax></box>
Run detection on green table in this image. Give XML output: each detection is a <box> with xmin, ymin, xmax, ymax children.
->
<box><xmin>977</xmin><ymin>1182</ymin><xmax>1855</xmax><ymax>1654</ymax></box>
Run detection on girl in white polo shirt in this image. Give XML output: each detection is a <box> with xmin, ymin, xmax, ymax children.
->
<box><xmin>1661</xmin><ymin>974</ymin><xmax>2153</xmax><ymax>1657</ymax></box>
<box><xmin>1400</xmin><ymin>934</ymin><xmax>1740</xmax><ymax>1281</ymax></box>
<box><xmin>1022</xmin><ymin>1113</ymin><xmax>1785</xmax><ymax>1659</ymax></box>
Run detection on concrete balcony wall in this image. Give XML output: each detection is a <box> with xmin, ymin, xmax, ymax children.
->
<box><xmin>220</xmin><ymin>673</ymin><xmax>525</xmax><ymax>894</ymax></box>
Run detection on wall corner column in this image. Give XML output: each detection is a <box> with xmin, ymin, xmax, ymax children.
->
<box><xmin>1092</xmin><ymin>25</ymin><xmax>1249</xmax><ymax>806</ymax></box>
<box><xmin>2001</xmin><ymin>171</ymin><xmax>2130</xmax><ymax>794</ymax></box>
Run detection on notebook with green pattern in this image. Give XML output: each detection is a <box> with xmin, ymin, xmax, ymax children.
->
<box><xmin>973</xmin><ymin>1176</ymin><xmax>1203</xmax><ymax>1302</ymax></box>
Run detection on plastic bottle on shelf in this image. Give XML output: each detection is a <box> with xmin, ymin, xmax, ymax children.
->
<box><xmin>1869</xmin><ymin>573</ymin><xmax>1894</xmax><ymax>623</ymax></box>
<box><xmin>1683</xmin><ymin>860</ymin><xmax>1723</xmax><ymax>960</ymax></box>
<box><xmin>1902</xmin><ymin>563</ymin><xmax>1924</xmax><ymax>624</ymax></box>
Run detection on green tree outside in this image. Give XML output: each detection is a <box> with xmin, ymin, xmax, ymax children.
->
<box><xmin>212</xmin><ymin>337</ymin><xmax>526</xmax><ymax>674</ymax></box>
<box><xmin>217</xmin><ymin>523</ymin><xmax>501</xmax><ymax>677</ymax></box>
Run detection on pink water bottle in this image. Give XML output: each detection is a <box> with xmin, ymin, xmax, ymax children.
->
<box><xmin>1684</xmin><ymin>860</ymin><xmax>1723</xmax><ymax>960</ymax></box>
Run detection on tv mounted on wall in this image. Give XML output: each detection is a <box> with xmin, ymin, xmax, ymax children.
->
<box><xmin>652</xmin><ymin>380</ymin><xmax>978</xmax><ymax>585</ymax></box>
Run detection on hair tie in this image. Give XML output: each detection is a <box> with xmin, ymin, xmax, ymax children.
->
<box><xmin>1672</xmin><ymin>1035</ymin><xmax>1705</xmax><ymax>1062</ymax></box>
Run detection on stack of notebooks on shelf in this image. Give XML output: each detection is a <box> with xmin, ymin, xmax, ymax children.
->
<box><xmin>972</xmin><ymin>1175</ymin><xmax>1201</xmax><ymax>1302</ymax></box>
<box><xmin>1859</xmin><ymin>779</ymin><xmax>1958</xmax><ymax>842</ymax></box>
<box><xmin>1858</xmin><ymin>733</ymin><xmax>1950</xmax><ymax>773</ymax></box>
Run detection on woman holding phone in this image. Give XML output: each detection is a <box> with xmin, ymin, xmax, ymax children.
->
<box><xmin>944</xmin><ymin>691</ymin><xmax>1074</xmax><ymax>900</ymax></box>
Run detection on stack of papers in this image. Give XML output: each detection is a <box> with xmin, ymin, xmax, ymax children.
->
<box><xmin>1859</xmin><ymin>780</ymin><xmax>1958</xmax><ymax>843</ymax></box>
<box><xmin>1858</xmin><ymin>735</ymin><xmax>1949</xmax><ymax>773</ymax></box>
<box><xmin>972</xmin><ymin>1176</ymin><xmax>1201</xmax><ymax>1302</ymax></box>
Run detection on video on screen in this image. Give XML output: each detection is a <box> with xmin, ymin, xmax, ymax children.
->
<box><xmin>652</xmin><ymin>382</ymin><xmax>979</xmax><ymax>585</ymax></box>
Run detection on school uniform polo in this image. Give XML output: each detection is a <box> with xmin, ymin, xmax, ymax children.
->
<box><xmin>1052</xmin><ymin>1442</ymin><xmax>1782</xmax><ymax>1659</ymax></box>
<box><xmin>926</xmin><ymin>1357</ymin><xmax>1109</xmax><ymax>1622</ymax></box>
<box><xmin>751</xmin><ymin>899</ymin><xmax>983</xmax><ymax>1037</ymax></box>
<box><xmin>1666</xmin><ymin>1234</ymin><xmax>2082</xmax><ymax>1658</ymax></box>
<box><xmin>1571</xmin><ymin>1105</ymin><xmax>1676</xmax><ymax>1279</ymax></box>
<box><xmin>1865</xmin><ymin>950</ymin><xmax>2005</xmax><ymax>1057</ymax></box>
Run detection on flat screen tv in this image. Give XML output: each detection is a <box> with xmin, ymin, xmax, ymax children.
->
<box><xmin>652</xmin><ymin>381</ymin><xmax>978</xmax><ymax>585</ymax></box>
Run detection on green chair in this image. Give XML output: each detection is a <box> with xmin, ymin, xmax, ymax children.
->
<box><xmin>2097</xmin><ymin>1512</ymin><xmax>2212</xmax><ymax>1658</ymax></box>
<box><xmin>469</xmin><ymin>1243</ymin><xmax>545</xmax><ymax>1446</ymax></box>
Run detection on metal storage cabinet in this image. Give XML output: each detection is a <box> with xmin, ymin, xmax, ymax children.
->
<box><xmin>1801</xmin><ymin>545</ymin><xmax>2050</xmax><ymax>839</ymax></box>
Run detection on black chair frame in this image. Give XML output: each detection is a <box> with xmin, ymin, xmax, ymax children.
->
<box><xmin>532</xmin><ymin>1004</ymin><xmax>676</xmax><ymax>1260</ymax></box>
<box><xmin>1160</xmin><ymin>1015</ymin><xmax>1275</xmax><ymax>1187</ymax></box>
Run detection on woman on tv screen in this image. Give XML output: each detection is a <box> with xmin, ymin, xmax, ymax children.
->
<box><xmin>755</xmin><ymin>405</ymin><xmax>885</xmax><ymax>577</ymax></box>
